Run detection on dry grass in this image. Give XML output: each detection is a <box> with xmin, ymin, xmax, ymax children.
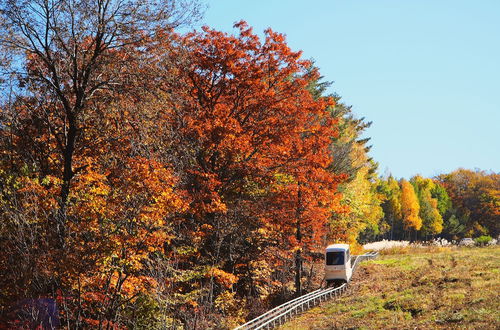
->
<box><xmin>281</xmin><ymin>246</ymin><xmax>500</xmax><ymax>329</ymax></box>
<box><xmin>377</xmin><ymin>245</ymin><xmax>453</xmax><ymax>255</ymax></box>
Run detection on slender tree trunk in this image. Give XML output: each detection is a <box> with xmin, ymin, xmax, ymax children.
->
<box><xmin>56</xmin><ymin>112</ymin><xmax>77</xmax><ymax>247</ymax></box>
<box><xmin>295</xmin><ymin>241</ymin><xmax>302</xmax><ymax>296</ymax></box>
<box><xmin>295</xmin><ymin>183</ymin><xmax>303</xmax><ymax>297</ymax></box>
<box><xmin>390</xmin><ymin>216</ymin><xmax>394</xmax><ymax>240</ymax></box>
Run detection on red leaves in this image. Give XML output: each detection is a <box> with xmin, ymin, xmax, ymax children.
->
<box><xmin>161</xmin><ymin>22</ymin><xmax>347</xmax><ymax>291</ymax></box>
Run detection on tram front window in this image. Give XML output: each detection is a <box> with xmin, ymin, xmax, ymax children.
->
<box><xmin>326</xmin><ymin>252</ymin><xmax>345</xmax><ymax>265</ymax></box>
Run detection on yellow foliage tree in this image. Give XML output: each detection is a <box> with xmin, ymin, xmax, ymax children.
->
<box><xmin>410</xmin><ymin>175</ymin><xmax>443</xmax><ymax>236</ymax></box>
<box><xmin>335</xmin><ymin>167</ymin><xmax>383</xmax><ymax>246</ymax></box>
<box><xmin>400</xmin><ymin>179</ymin><xmax>422</xmax><ymax>231</ymax></box>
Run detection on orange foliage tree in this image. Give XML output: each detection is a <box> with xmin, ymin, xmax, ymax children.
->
<box><xmin>436</xmin><ymin>169</ymin><xmax>499</xmax><ymax>237</ymax></box>
<box><xmin>144</xmin><ymin>22</ymin><xmax>346</xmax><ymax>313</ymax></box>
<box><xmin>400</xmin><ymin>179</ymin><xmax>422</xmax><ymax>237</ymax></box>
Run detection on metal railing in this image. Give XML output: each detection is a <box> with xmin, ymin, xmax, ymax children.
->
<box><xmin>235</xmin><ymin>252</ymin><xmax>378</xmax><ymax>330</ymax></box>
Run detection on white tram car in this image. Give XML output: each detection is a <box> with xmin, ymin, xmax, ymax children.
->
<box><xmin>325</xmin><ymin>244</ymin><xmax>352</xmax><ymax>283</ymax></box>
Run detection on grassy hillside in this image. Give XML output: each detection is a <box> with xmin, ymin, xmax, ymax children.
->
<box><xmin>281</xmin><ymin>246</ymin><xmax>500</xmax><ymax>329</ymax></box>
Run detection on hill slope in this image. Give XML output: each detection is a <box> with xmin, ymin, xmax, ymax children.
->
<box><xmin>282</xmin><ymin>246</ymin><xmax>500</xmax><ymax>329</ymax></box>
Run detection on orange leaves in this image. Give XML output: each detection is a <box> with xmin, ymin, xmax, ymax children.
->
<box><xmin>401</xmin><ymin>179</ymin><xmax>423</xmax><ymax>230</ymax></box>
<box><xmin>44</xmin><ymin>154</ymin><xmax>188</xmax><ymax>312</ymax></box>
<box><xmin>16</xmin><ymin>176</ymin><xmax>61</xmax><ymax>215</ymax></box>
<box><xmin>70</xmin><ymin>158</ymin><xmax>111</xmax><ymax>223</ymax></box>
<box><xmin>120</xmin><ymin>157</ymin><xmax>186</xmax><ymax>221</ymax></box>
<box><xmin>436</xmin><ymin>169</ymin><xmax>499</xmax><ymax>237</ymax></box>
<box><xmin>175</xmin><ymin>21</ymin><xmax>346</xmax><ymax>258</ymax></box>
<box><xmin>210</xmin><ymin>267</ymin><xmax>238</xmax><ymax>288</ymax></box>
<box><xmin>138</xmin><ymin>23</ymin><xmax>350</xmax><ymax>307</ymax></box>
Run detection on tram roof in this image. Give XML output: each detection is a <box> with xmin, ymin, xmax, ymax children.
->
<box><xmin>326</xmin><ymin>244</ymin><xmax>350</xmax><ymax>251</ymax></box>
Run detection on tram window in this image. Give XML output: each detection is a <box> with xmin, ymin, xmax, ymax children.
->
<box><xmin>326</xmin><ymin>252</ymin><xmax>345</xmax><ymax>265</ymax></box>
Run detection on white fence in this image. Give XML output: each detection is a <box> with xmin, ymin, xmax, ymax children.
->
<box><xmin>234</xmin><ymin>252</ymin><xmax>379</xmax><ymax>330</ymax></box>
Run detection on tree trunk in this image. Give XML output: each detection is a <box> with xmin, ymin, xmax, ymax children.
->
<box><xmin>56</xmin><ymin>111</ymin><xmax>77</xmax><ymax>247</ymax></box>
<box><xmin>295</xmin><ymin>183</ymin><xmax>303</xmax><ymax>297</ymax></box>
<box><xmin>295</xmin><ymin>247</ymin><xmax>302</xmax><ymax>297</ymax></box>
<box><xmin>390</xmin><ymin>216</ymin><xmax>394</xmax><ymax>240</ymax></box>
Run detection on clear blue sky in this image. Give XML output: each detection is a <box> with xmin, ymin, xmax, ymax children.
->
<box><xmin>200</xmin><ymin>0</ymin><xmax>500</xmax><ymax>179</ymax></box>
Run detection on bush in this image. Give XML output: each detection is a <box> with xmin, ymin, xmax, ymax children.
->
<box><xmin>474</xmin><ymin>235</ymin><xmax>492</xmax><ymax>246</ymax></box>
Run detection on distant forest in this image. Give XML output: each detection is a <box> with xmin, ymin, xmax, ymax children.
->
<box><xmin>361</xmin><ymin>169</ymin><xmax>499</xmax><ymax>243</ymax></box>
<box><xmin>0</xmin><ymin>0</ymin><xmax>498</xmax><ymax>328</ymax></box>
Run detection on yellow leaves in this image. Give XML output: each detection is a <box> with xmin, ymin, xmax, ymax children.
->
<box><xmin>386</xmin><ymin>176</ymin><xmax>403</xmax><ymax>219</ymax></box>
<box><xmin>400</xmin><ymin>179</ymin><xmax>422</xmax><ymax>230</ymax></box>
<box><xmin>214</xmin><ymin>290</ymin><xmax>237</xmax><ymax>312</ymax></box>
<box><xmin>248</xmin><ymin>259</ymin><xmax>273</xmax><ymax>299</ymax></box>
<box><xmin>273</xmin><ymin>172</ymin><xmax>296</xmax><ymax>185</ymax></box>
<box><xmin>214</xmin><ymin>290</ymin><xmax>247</xmax><ymax>327</ymax></box>
<box><xmin>333</xmin><ymin>165</ymin><xmax>383</xmax><ymax>245</ymax></box>
<box><xmin>411</xmin><ymin>176</ymin><xmax>444</xmax><ymax>235</ymax></box>
<box><xmin>430</xmin><ymin>207</ymin><xmax>444</xmax><ymax>233</ymax></box>
<box><xmin>201</xmin><ymin>223</ymin><xmax>213</xmax><ymax>231</ymax></box>
<box><xmin>256</xmin><ymin>226</ymin><xmax>272</xmax><ymax>240</ymax></box>
<box><xmin>40</xmin><ymin>175</ymin><xmax>62</xmax><ymax>186</ymax></box>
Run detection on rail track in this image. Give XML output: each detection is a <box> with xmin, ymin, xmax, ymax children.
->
<box><xmin>234</xmin><ymin>252</ymin><xmax>379</xmax><ymax>330</ymax></box>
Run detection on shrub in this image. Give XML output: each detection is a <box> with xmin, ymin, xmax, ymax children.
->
<box><xmin>474</xmin><ymin>235</ymin><xmax>492</xmax><ymax>246</ymax></box>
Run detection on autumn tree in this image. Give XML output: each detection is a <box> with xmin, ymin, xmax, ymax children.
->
<box><xmin>306</xmin><ymin>81</ymin><xmax>382</xmax><ymax>248</ymax></box>
<box><xmin>0</xmin><ymin>0</ymin><xmax>201</xmax><ymax>237</ymax></box>
<box><xmin>333</xmin><ymin>166</ymin><xmax>383</xmax><ymax>246</ymax></box>
<box><xmin>400</xmin><ymin>179</ymin><xmax>422</xmax><ymax>238</ymax></box>
<box><xmin>410</xmin><ymin>176</ymin><xmax>443</xmax><ymax>238</ymax></box>
<box><xmin>0</xmin><ymin>72</ymin><xmax>193</xmax><ymax>327</ymax></box>
<box><xmin>430</xmin><ymin>180</ymin><xmax>452</xmax><ymax>216</ymax></box>
<box><xmin>0</xmin><ymin>0</ymin><xmax>202</xmax><ymax>327</ymax></box>
<box><xmin>328</xmin><ymin>95</ymin><xmax>376</xmax><ymax>180</ymax></box>
<box><xmin>328</xmin><ymin>112</ymin><xmax>382</xmax><ymax>247</ymax></box>
<box><xmin>366</xmin><ymin>175</ymin><xmax>403</xmax><ymax>241</ymax></box>
<box><xmin>144</xmin><ymin>23</ymin><xmax>346</xmax><ymax>314</ymax></box>
<box><xmin>436</xmin><ymin>169</ymin><xmax>499</xmax><ymax>237</ymax></box>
